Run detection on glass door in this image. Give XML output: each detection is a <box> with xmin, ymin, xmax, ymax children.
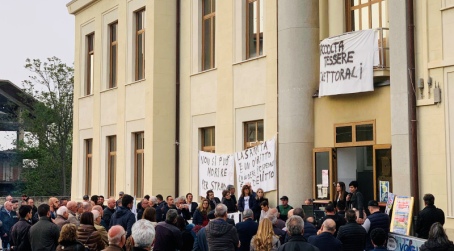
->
<box><xmin>313</xmin><ymin>148</ymin><xmax>336</xmax><ymax>201</ymax></box>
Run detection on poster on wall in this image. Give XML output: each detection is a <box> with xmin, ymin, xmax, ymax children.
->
<box><xmin>379</xmin><ymin>180</ymin><xmax>390</xmax><ymax>202</ymax></box>
<box><xmin>385</xmin><ymin>192</ymin><xmax>395</xmax><ymax>215</ymax></box>
<box><xmin>319</xmin><ymin>29</ymin><xmax>379</xmax><ymax>96</ymax></box>
<box><xmin>390</xmin><ymin>196</ymin><xmax>414</xmax><ymax>235</ymax></box>
<box><xmin>199</xmin><ymin>151</ymin><xmax>235</xmax><ymax>198</ymax></box>
<box><xmin>235</xmin><ymin>138</ymin><xmax>277</xmax><ymax>192</ymax></box>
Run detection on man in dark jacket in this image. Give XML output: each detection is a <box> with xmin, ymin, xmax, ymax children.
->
<box><xmin>154</xmin><ymin>209</ymin><xmax>182</xmax><ymax>250</ymax></box>
<box><xmin>161</xmin><ymin>196</ymin><xmax>177</xmax><ymax>221</ymax></box>
<box><xmin>205</xmin><ymin>204</ymin><xmax>240</xmax><ymax>250</ymax></box>
<box><xmin>206</xmin><ymin>190</ymin><xmax>221</xmax><ymax>211</ymax></box>
<box><xmin>308</xmin><ymin>219</ymin><xmax>342</xmax><ymax>251</ymax></box>
<box><xmin>416</xmin><ymin>193</ymin><xmax>445</xmax><ymax>239</ymax></box>
<box><xmin>278</xmin><ymin>215</ymin><xmax>319</xmax><ymax>251</ymax></box>
<box><xmin>0</xmin><ymin>201</ymin><xmax>17</xmax><ymax>249</ymax></box>
<box><xmin>103</xmin><ymin>197</ymin><xmax>116</xmax><ymax>230</ymax></box>
<box><xmin>110</xmin><ymin>194</ymin><xmax>136</xmax><ymax>238</ymax></box>
<box><xmin>363</xmin><ymin>200</ymin><xmax>390</xmax><ymax>250</ymax></box>
<box><xmin>235</xmin><ymin>209</ymin><xmax>258</xmax><ymax>251</ymax></box>
<box><xmin>337</xmin><ymin>209</ymin><xmax>367</xmax><ymax>251</ymax></box>
<box><xmin>29</xmin><ymin>204</ymin><xmax>60</xmax><ymax>251</ymax></box>
<box><xmin>10</xmin><ymin>205</ymin><xmax>33</xmax><ymax>251</ymax></box>
<box><xmin>347</xmin><ymin>181</ymin><xmax>365</xmax><ymax>221</ymax></box>
<box><xmin>317</xmin><ymin>203</ymin><xmax>346</xmax><ymax>236</ymax></box>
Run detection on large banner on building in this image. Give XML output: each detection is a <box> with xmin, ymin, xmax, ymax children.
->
<box><xmin>235</xmin><ymin>138</ymin><xmax>276</xmax><ymax>192</ymax></box>
<box><xmin>199</xmin><ymin>151</ymin><xmax>235</xmax><ymax>198</ymax></box>
<box><xmin>319</xmin><ymin>29</ymin><xmax>378</xmax><ymax>96</ymax></box>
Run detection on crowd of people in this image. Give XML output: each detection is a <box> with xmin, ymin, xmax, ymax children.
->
<box><xmin>0</xmin><ymin>181</ymin><xmax>452</xmax><ymax>251</ymax></box>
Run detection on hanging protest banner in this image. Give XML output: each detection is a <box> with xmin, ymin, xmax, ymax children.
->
<box><xmin>319</xmin><ymin>29</ymin><xmax>379</xmax><ymax>96</ymax></box>
<box><xmin>235</xmin><ymin>138</ymin><xmax>276</xmax><ymax>192</ymax></box>
<box><xmin>199</xmin><ymin>151</ymin><xmax>234</xmax><ymax>198</ymax></box>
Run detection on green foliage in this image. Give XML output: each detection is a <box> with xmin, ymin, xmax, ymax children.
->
<box><xmin>17</xmin><ymin>57</ymin><xmax>73</xmax><ymax>196</ymax></box>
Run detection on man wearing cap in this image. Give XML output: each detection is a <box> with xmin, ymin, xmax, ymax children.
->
<box><xmin>236</xmin><ymin>209</ymin><xmax>258</xmax><ymax>251</ymax></box>
<box><xmin>362</xmin><ymin>200</ymin><xmax>389</xmax><ymax>250</ymax></box>
<box><xmin>277</xmin><ymin>196</ymin><xmax>293</xmax><ymax>222</ymax></box>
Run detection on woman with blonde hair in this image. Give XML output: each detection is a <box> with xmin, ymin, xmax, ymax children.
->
<box><xmin>253</xmin><ymin>188</ymin><xmax>268</xmax><ymax>222</ymax></box>
<box><xmin>192</xmin><ymin>199</ymin><xmax>211</xmax><ymax>226</ymax></box>
<box><xmin>56</xmin><ymin>224</ymin><xmax>85</xmax><ymax>250</ymax></box>
<box><xmin>250</xmin><ymin>218</ymin><xmax>280</xmax><ymax>251</ymax></box>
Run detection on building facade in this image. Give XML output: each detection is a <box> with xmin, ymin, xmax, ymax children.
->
<box><xmin>68</xmin><ymin>0</ymin><xmax>454</xmax><ymax>235</ymax></box>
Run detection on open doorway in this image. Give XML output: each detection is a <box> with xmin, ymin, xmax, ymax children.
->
<box><xmin>337</xmin><ymin>146</ymin><xmax>374</xmax><ymax>206</ymax></box>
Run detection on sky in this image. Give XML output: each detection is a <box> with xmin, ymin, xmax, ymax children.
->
<box><xmin>0</xmin><ymin>1</ymin><xmax>74</xmax><ymax>149</ymax></box>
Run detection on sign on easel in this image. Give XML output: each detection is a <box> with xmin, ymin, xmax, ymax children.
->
<box><xmin>390</xmin><ymin>196</ymin><xmax>414</xmax><ymax>235</ymax></box>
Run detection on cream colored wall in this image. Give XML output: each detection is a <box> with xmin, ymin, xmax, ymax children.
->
<box><xmin>70</xmin><ymin>0</ymin><xmax>176</xmax><ymax>200</ymax></box>
<box><xmin>179</xmin><ymin>0</ymin><xmax>278</xmax><ymax>206</ymax></box>
<box><xmin>314</xmin><ymin>86</ymin><xmax>391</xmax><ymax>148</ymax></box>
<box><xmin>413</xmin><ymin>0</ymin><xmax>454</xmax><ymax>237</ymax></box>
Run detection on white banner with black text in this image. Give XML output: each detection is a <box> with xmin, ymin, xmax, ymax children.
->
<box><xmin>235</xmin><ymin>138</ymin><xmax>277</xmax><ymax>193</ymax></box>
<box><xmin>319</xmin><ymin>29</ymin><xmax>378</xmax><ymax>96</ymax></box>
<box><xmin>198</xmin><ymin>151</ymin><xmax>235</xmax><ymax>199</ymax></box>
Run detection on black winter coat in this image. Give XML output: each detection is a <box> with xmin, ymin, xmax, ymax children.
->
<box><xmin>337</xmin><ymin>221</ymin><xmax>367</xmax><ymax>251</ymax></box>
<box><xmin>420</xmin><ymin>240</ymin><xmax>454</xmax><ymax>251</ymax></box>
<box><xmin>416</xmin><ymin>205</ymin><xmax>445</xmax><ymax>239</ymax></box>
<box><xmin>205</xmin><ymin>218</ymin><xmax>239</xmax><ymax>251</ymax></box>
<box><xmin>10</xmin><ymin>219</ymin><xmax>32</xmax><ymax>251</ymax></box>
<box><xmin>278</xmin><ymin>235</ymin><xmax>320</xmax><ymax>251</ymax></box>
<box><xmin>110</xmin><ymin>206</ymin><xmax>136</xmax><ymax>237</ymax></box>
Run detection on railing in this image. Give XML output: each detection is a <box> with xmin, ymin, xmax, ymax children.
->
<box><xmin>375</xmin><ymin>27</ymin><xmax>390</xmax><ymax>70</ymax></box>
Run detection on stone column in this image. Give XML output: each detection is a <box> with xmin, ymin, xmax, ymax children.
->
<box><xmin>389</xmin><ymin>0</ymin><xmax>412</xmax><ymax>196</ymax></box>
<box><xmin>278</xmin><ymin>0</ymin><xmax>319</xmax><ymax>204</ymax></box>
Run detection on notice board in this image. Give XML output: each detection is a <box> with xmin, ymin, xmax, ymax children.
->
<box><xmin>390</xmin><ymin>196</ymin><xmax>414</xmax><ymax>235</ymax></box>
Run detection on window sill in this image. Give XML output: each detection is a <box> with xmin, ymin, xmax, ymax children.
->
<box><xmin>190</xmin><ymin>67</ymin><xmax>218</xmax><ymax>77</ymax></box>
<box><xmin>100</xmin><ymin>87</ymin><xmax>118</xmax><ymax>93</ymax></box>
<box><xmin>126</xmin><ymin>78</ymin><xmax>146</xmax><ymax>86</ymax></box>
<box><xmin>79</xmin><ymin>94</ymin><xmax>94</xmax><ymax>99</ymax></box>
<box><xmin>233</xmin><ymin>55</ymin><xmax>267</xmax><ymax>66</ymax></box>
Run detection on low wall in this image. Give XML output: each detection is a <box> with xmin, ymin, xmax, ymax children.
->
<box><xmin>0</xmin><ymin>196</ymin><xmax>70</xmax><ymax>207</ymax></box>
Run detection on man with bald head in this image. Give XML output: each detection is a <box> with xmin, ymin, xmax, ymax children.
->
<box><xmin>308</xmin><ymin>219</ymin><xmax>342</xmax><ymax>251</ymax></box>
<box><xmin>104</xmin><ymin>197</ymin><xmax>116</xmax><ymax>230</ymax></box>
<box><xmin>103</xmin><ymin>225</ymin><xmax>126</xmax><ymax>250</ymax></box>
<box><xmin>67</xmin><ymin>201</ymin><xmax>80</xmax><ymax>226</ymax></box>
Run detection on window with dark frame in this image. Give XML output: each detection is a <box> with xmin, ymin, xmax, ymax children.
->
<box><xmin>246</xmin><ymin>0</ymin><xmax>263</xmax><ymax>59</ymax></box>
<box><xmin>244</xmin><ymin>120</ymin><xmax>264</xmax><ymax>149</ymax></box>
<box><xmin>107</xmin><ymin>135</ymin><xmax>116</xmax><ymax>197</ymax></box>
<box><xmin>201</xmin><ymin>127</ymin><xmax>215</xmax><ymax>153</ymax></box>
<box><xmin>85</xmin><ymin>139</ymin><xmax>93</xmax><ymax>196</ymax></box>
<box><xmin>86</xmin><ymin>33</ymin><xmax>94</xmax><ymax>95</ymax></box>
<box><xmin>109</xmin><ymin>22</ymin><xmax>118</xmax><ymax>88</ymax></box>
<box><xmin>134</xmin><ymin>132</ymin><xmax>144</xmax><ymax>198</ymax></box>
<box><xmin>135</xmin><ymin>9</ymin><xmax>145</xmax><ymax>81</ymax></box>
<box><xmin>202</xmin><ymin>0</ymin><xmax>215</xmax><ymax>70</ymax></box>
<box><xmin>345</xmin><ymin>0</ymin><xmax>387</xmax><ymax>32</ymax></box>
